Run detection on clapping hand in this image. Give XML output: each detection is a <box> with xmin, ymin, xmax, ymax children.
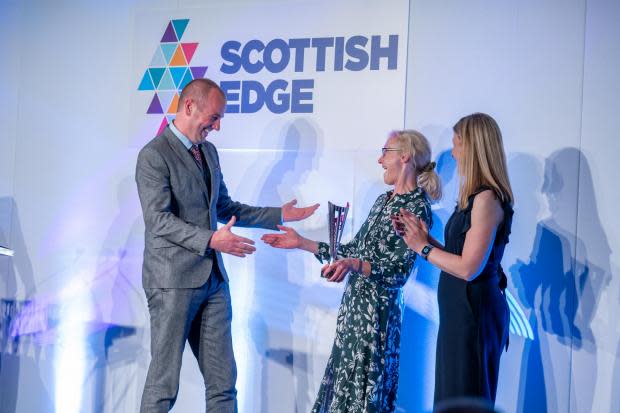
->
<box><xmin>397</xmin><ymin>208</ymin><xmax>429</xmax><ymax>253</ymax></box>
<box><xmin>390</xmin><ymin>213</ymin><xmax>406</xmax><ymax>237</ymax></box>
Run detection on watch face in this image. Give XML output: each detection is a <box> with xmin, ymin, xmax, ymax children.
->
<box><xmin>422</xmin><ymin>245</ymin><xmax>433</xmax><ymax>256</ymax></box>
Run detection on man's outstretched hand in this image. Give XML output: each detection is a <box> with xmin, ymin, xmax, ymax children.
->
<box><xmin>282</xmin><ymin>199</ymin><xmax>320</xmax><ymax>222</ymax></box>
<box><xmin>209</xmin><ymin>216</ymin><xmax>256</xmax><ymax>257</ymax></box>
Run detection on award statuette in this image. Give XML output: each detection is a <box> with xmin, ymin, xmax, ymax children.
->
<box><xmin>322</xmin><ymin>201</ymin><xmax>349</xmax><ymax>278</ymax></box>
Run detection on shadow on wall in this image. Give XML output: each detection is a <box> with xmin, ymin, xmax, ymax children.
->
<box><xmin>241</xmin><ymin>118</ymin><xmax>331</xmax><ymax>413</ymax></box>
<box><xmin>0</xmin><ymin>197</ymin><xmax>50</xmax><ymax>413</ymax></box>
<box><xmin>0</xmin><ymin>176</ymin><xmax>147</xmax><ymax>413</ymax></box>
<box><xmin>612</xmin><ymin>261</ymin><xmax>620</xmax><ymax>413</ymax></box>
<box><xmin>510</xmin><ymin>148</ymin><xmax>611</xmax><ymax>413</ymax></box>
<box><xmin>88</xmin><ymin>175</ymin><xmax>146</xmax><ymax>412</ymax></box>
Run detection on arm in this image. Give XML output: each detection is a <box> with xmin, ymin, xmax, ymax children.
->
<box><xmin>322</xmin><ymin>199</ymin><xmax>429</xmax><ymax>287</ymax></box>
<box><xmin>261</xmin><ymin>226</ymin><xmax>359</xmax><ymax>283</ymax></box>
<box><xmin>213</xmin><ymin>168</ymin><xmax>318</xmax><ymax>228</ymax></box>
<box><xmin>260</xmin><ymin>225</ymin><xmax>355</xmax><ymax>258</ymax></box>
<box><xmin>401</xmin><ymin>190</ymin><xmax>503</xmax><ymax>281</ymax></box>
<box><xmin>363</xmin><ymin>200</ymin><xmax>430</xmax><ymax>288</ymax></box>
<box><xmin>427</xmin><ymin>234</ymin><xmax>444</xmax><ymax>249</ymax></box>
<box><xmin>136</xmin><ymin>146</ymin><xmax>212</xmax><ymax>255</ymax></box>
<box><xmin>137</xmin><ymin>147</ymin><xmax>257</xmax><ymax>257</ymax></box>
<box><xmin>198</xmin><ymin>143</ymin><xmax>281</xmax><ymax>229</ymax></box>
<box><xmin>261</xmin><ymin>225</ymin><xmax>320</xmax><ymax>254</ymax></box>
<box><xmin>264</xmin><ymin>221</ymin><xmax>414</xmax><ymax>287</ymax></box>
<box><xmin>282</xmin><ymin>199</ymin><xmax>320</xmax><ymax>222</ymax></box>
<box><xmin>215</xmin><ymin>175</ymin><xmax>282</xmax><ymax>229</ymax></box>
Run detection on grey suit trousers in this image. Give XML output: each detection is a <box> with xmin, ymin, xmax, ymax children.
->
<box><xmin>140</xmin><ymin>272</ymin><xmax>237</xmax><ymax>413</ymax></box>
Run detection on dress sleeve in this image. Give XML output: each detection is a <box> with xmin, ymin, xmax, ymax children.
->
<box><xmin>314</xmin><ymin>237</ymin><xmax>359</xmax><ymax>263</ymax></box>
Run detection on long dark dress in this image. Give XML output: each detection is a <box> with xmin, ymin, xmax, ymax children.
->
<box><xmin>312</xmin><ymin>187</ymin><xmax>432</xmax><ymax>413</ymax></box>
<box><xmin>434</xmin><ymin>187</ymin><xmax>513</xmax><ymax>406</ymax></box>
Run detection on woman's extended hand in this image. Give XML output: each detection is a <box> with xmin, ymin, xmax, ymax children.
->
<box><xmin>398</xmin><ymin>208</ymin><xmax>429</xmax><ymax>253</ymax></box>
<box><xmin>321</xmin><ymin>258</ymin><xmax>359</xmax><ymax>283</ymax></box>
<box><xmin>261</xmin><ymin>225</ymin><xmax>303</xmax><ymax>249</ymax></box>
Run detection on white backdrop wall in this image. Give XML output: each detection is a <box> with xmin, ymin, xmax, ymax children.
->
<box><xmin>0</xmin><ymin>1</ymin><xmax>618</xmax><ymax>412</ymax></box>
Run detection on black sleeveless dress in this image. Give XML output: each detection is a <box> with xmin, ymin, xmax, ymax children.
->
<box><xmin>434</xmin><ymin>187</ymin><xmax>513</xmax><ymax>406</ymax></box>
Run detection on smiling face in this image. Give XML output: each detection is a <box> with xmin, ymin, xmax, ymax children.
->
<box><xmin>378</xmin><ymin>136</ymin><xmax>403</xmax><ymax>186</ymax></box>
<box><xmin>185</xmin><ymin>91</ymin><xmax>226</xmax><ymax>144</ymax></box>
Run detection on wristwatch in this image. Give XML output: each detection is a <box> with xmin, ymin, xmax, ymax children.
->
<box><xmin>420</xmin><ymin>244</ymin><xmax>434</xmax><ymax>260</ymax></box>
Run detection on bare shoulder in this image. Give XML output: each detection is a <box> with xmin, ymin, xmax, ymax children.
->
<box><xmin>471</xmin><ymin>189</ymin><xmax>504</xmax><ymax>226</ymax></box>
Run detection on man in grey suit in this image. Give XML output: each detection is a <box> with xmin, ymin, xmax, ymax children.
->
<box><xmin>136</xmin><ymin>78</ymin><xmax>318</xmax><ymax>412</ymax></box>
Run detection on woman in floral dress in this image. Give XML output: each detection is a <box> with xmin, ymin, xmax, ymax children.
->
<box><xmin>262</xmin><ymin>130</ymin><xmax>441</xmax><ymax>412</ymax></box>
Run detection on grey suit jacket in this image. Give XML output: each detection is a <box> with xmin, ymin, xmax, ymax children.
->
<box><xmin>136</xmin><ymin>127</ymin><xmax>281</xmax><ymax>288</ymax></box>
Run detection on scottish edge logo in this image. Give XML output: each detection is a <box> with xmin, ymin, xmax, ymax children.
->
<box><xmin>138</xmin><ymin>19</ymin><xmax>402</xmax><ymax>130</ymax></box>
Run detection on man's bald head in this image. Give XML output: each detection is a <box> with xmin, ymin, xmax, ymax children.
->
<box><xmin>178</xmin><ymin>79</ymin><xmax>226</xmax><ymax>113</ymax></box>
<box><xmin>173</xmin><ymin>78</ymin><xmax>226</xmax><ymax>144</ymax></box>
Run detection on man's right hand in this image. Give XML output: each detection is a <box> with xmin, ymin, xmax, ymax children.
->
<box><xmin>209</xmin><ymin>216</ymin><xmax>256</xmax><ymax>257</ymax></box>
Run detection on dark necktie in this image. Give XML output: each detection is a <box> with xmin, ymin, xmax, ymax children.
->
<box><xmin>190</xmin><ymin>144</ymin><xmax>202</xmax><ymax>167</ymax></box>
<box><xmin>190</xmin><ymin>144</ymin><xmax>212</xmax><ymax>195</ymax></box>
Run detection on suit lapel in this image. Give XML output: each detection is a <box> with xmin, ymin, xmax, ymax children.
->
<box><xmin>200</xmin><ymin>144</ymin><xmax>216</xmax><ymax>207</ymax></box>
<box><xmin>163</xmin><ymin>128</ymin><xmax>210</xmax><ymax>202</ymax></box>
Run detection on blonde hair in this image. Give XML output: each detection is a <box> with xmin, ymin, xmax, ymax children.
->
<box><xmin>390</xmin><ymin>129</ymin><xmax>442</xmax><ymax>200</ymax></box>
<box><xmin>453</xmin><ymin>113</ymin><xmax>514</xmax><ymax>210</ymax></box>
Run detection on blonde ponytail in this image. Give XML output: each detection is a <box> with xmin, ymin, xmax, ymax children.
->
<box><xmin>390</xmin><ymin>130</ymin><xmax>442</xmax><ymax>201</ymax></box>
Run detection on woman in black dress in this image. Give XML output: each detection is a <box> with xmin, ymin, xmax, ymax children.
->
<box><xmin>396</xmin><ymin>113</ymin><xmax>514</xmax><ymax>407</ymax></box>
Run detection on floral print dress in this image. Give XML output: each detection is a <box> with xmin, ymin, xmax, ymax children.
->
<box><xmin>311</xmin><ymin>187</ymin><xmax>432</xmax><ymax>413</ymax></box>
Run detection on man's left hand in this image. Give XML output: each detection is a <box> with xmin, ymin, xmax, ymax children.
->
<box><xmin>282</xmin><ymin>199</ymin><xmax>320</xmax><ymax>222</ymax></box>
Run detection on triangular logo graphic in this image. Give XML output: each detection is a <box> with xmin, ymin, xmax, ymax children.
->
<box><xmin>160</xmin><ymin>43</ymin><xmax>177</xmax><ymax>65</ymax></box>
<box><xmin>161</xmin><ymin>22</ymin><xmax>177</xmax><ymax>42</ymax></box>
<box><xmin>158</xmin><ymin>68</ymin><xmax>176</xmax><ymax>90</ymax></box>
<box><xmin>170</xmin><ymin>67</ymin><xmax>187</xmax><ymax>88</ymax></box>
<box><xmin>156</xmin><ymin>116</ymin><xmax>168</xmax><ymax>135</ymax></box>
<box><xmin>169</xmin><ymin>45</ymin><xmax>188</xmax><ymax>67</ymax></box>
<box><xmin>150</xmin><ymin>47</ymin><xmax>166</xmax><ymax>67</ymax></box>
<box><xmin>147</xmin><ymin>94</ymin><xmax>164</xmax><ymax>114</ymax></box>
<box><xmin>168</xmin><ymin>93</ymin><xmax>180</xmax><ymax>114</ymax></box>
<box><xmin>179</xmin><ymin>69</ymin><xmax>194</xmax><ymax>89</ymax></box>
<box><xmin>139</xmin><ymin>19</ymin><xmax>209</xmax><ymax>135</ymax></box>
<box><xmin>190</xmin><ymin>66</ymin><xmax>208</xmax><ymax>79</ymax></box>
<box><xmin>149</xmin><ymin>68</ymin><xmax>166</xmax><ymax>88</ymax></box>
<box><xmin>181</xmin><ymin>43</ymin><xmax>199</xmax><ymax>63</ymax></box>
<box><xmin>138</xmin><ymin>71</ymin><xmax>154</xmax><ymax>91</ymax></box>
<box><xmin>172</xmin><ymin>19</ymin><xmax>189</xmax><ymax>40</ymax></box>
<box><xmin>157</xmin><ymin>91</ymin><xmax>176</xmax><ymax>115</ymax></box>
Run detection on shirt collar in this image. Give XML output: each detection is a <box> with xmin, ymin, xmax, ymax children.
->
<box><xmin>169</xmin><ymin>121</ymin><xmax>193</xmax><ymax>150</ymax></box>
